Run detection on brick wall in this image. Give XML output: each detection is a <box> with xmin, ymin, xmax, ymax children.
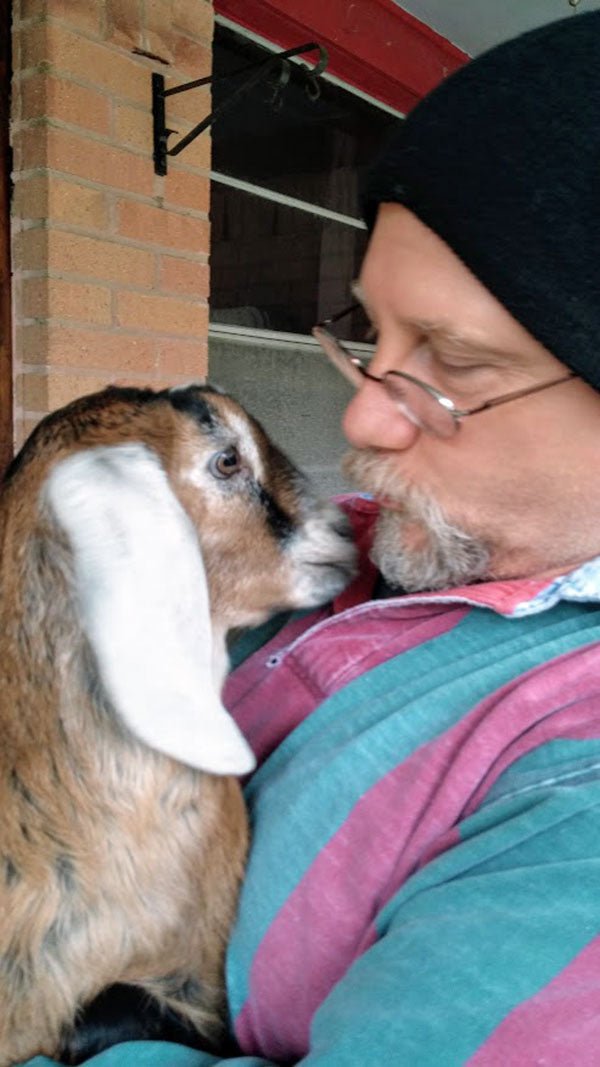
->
<box><xmin>10</xmin><ymin>0</ymin><xmax>214</xmax><ymax>447</ymax></box>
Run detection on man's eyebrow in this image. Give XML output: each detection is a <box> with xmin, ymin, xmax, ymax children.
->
<box><xmin>414</xmin><ymin>322</ymin><xmax>528</xmax><ymax>365</ymax></box>
<box><xmin>350</xmin><ymin>283</ymin><xmax>507</xmax><ymax>358</ymax></box>
<box><xmin>415</xmin><ymin>321</ymin><xmax>502</xmax><ymax>355</ymax></box>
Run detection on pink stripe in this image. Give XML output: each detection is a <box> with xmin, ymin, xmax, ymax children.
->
<box><xmin>236</xmin><ymin>643</ymin><xmax>600</xmax><ymax>1059</ymax></box>
<box><xmin>225</xmin><ymin>604</ymin><xmax>468</xmax><ymax>765</ymax></box>
<box><xmin>468</xmin><ymin>936</ymin><xmax>600</xmax><ymax>1065</ymax></box>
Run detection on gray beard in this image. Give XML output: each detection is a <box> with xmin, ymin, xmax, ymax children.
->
<box><xmin>343</xmin><ymin>449</ymin><xmax>491</xmax><ymax>593</ymax></box>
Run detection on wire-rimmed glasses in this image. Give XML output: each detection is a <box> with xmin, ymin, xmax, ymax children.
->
<box><xmin>312</xmin><ymin>303</ymin><xmax>576</xmax><ymax>439</ymax></box>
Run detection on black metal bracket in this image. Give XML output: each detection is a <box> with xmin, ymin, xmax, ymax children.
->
<box><xmin>152</xmin><ymin>42</ymin><xmax>328</xmax><ymax>176</ymax></box>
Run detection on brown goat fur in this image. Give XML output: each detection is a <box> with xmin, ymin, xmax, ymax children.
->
<box><xmin>0</xmin><ymin>384</ymin><xmax>356</xmax><ymax>1064</ymax></box>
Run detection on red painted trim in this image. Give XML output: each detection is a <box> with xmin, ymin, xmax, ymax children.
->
<box><xmin>214</xmin><ymin>0</ymin><xmax>469</xmax><ymax>112</ymax></box>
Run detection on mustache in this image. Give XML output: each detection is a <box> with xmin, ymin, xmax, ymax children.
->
<box><xmin>343</xmin><ymin>449</ymin><xmax>421</xmax><ymax>513</ymax></box>
<box><xmin>343</xmin><ymin>448</ymin><xmax>406</xmax><ymax>499</ymax></box>
<box><xmin>343</xmin><ymin>448</ymin><xmax>491</xmax><ymax>591</ymax></box>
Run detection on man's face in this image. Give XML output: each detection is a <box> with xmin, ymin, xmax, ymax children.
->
<box><xmin>342</xmin><ymin>203</ymin><xmax>600</xmax><ymax>589</ymax></box>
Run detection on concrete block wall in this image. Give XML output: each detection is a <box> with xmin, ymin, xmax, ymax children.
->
<box><xmin>10</xmin><ymin>0</ymin><xmax>213</xmax><ymax>447</ymax></box>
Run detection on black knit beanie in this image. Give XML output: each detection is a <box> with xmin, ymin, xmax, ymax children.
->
<box><xmin>362</xmin><ymin>11</ymin><xmax>600</xmax><ymax>390</ymax></box>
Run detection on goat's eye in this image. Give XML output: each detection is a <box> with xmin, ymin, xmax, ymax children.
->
<box><xmin>209</xmin><ymin>447</ymin><xmax>242</xmax><ymax>479</ymax></box>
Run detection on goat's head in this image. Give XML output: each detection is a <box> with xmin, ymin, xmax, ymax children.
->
<box><xmin>1</xmin><ymin>384</ymin><xmax>356</xmax><ymax>776</ymax></box>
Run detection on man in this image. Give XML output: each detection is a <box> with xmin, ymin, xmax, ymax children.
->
<box><xmin>33</xmin><ymin>9</ymin><xmax>600</xmax><ymax>1066</ymax></box>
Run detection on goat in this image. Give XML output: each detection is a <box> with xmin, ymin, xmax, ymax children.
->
<box><xmin>0</xmin><ymin>383</ymin><xmax>357</xmax><ymax>1065</ymax></box>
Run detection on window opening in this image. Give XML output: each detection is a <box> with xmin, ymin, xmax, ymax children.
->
<box><xmin>209</xmin><ymin>19</ymin><xmax>400</xmax><ymax>492</ymax></box>
<box><xmin>210</xmin><ymin>21</ymin><xmax>398</xmax><ymax>334</ymax></box>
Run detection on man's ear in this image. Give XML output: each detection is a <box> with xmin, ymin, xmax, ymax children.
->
<box><xmin>45</xmin><ymin>443</ymin><xmax>255</xmax><ymax>775</ymax></box>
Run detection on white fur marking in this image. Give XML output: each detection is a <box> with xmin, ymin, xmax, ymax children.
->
<box><xmin>227</xmin><ymin>411</ymin><xmax>264</xmax><ymax>483</ymax></box>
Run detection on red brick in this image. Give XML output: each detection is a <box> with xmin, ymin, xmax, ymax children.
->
<box><xmin>163</xmin><ymin>168</ymin><xmax>210</xmax><ymax>214</ymax></box>
<box><xmin>104</xmin><ymin>0</ymin><xmax>143</xmax><ymax>50</ymax></box>
<box><xmin>22</xmin><ymin>277</ymin><xmax>112</xmax><ymax>325</ymax></box>
<box><xmin>41</xmin><ymin>23</ymin><xmax>149</xmax><ymax>106</ymax></box>
<box><xmin>20</xmin><ymin>0</ymin><xmax>103</xmax><ymax>35</ymax></box>
<box><xmin>12</xmin><ymin>226</ymin><xmax>48</xmax><ymax>272</ymax></box>
<box><xmin>48</xmin><ymin>178</ymin><xmax>110</xmax><ymax>230</ymax></box>
<box><xmin>19</xmin><ymin>323</ymin><xmax>158</xmax><ymax>372</ymax></box>
<box><xmin>173</xmin><ymin>0</ymin><xmax>213</xmax><ymax>42</ymax></box>
<box><xmin>172</xmin><ymin>34</ymin><xmax>212</xmax><ymax>79</ymax></box>
<box><xmin>45</xmin><ymin>230</ymin><xmax>157</xmax><ymax>287</ymax></box>
<box><xmin>117</xmin><ymin>290</ymin><xmax>208</xmax><ymax>336</ymax></box>
<box><xmin>113</xmin><ymin>103</ymin><xmax>153</xmax><ymax>153</ymax></box>
<box><xmin>159</xmin><ymin>254</ymin><xmax>209</xmax><ymax>297</ymax></box>
<box><xmin>118</xmin><ymin>199</ymin><xmax>209</xmax><ymax>253</ymax></box>
<box><xmin>46</xmin><ymin>127</ymin><xmax>154</xmax><ymax>195</ymax></box>
<box><xmin>19</xmin><ymin>369</ymin><xmax>117</xmax><ymax>412</ymax></box>
<box><xmin>143</xmin><ymin>0</ymin><xmax>176</xmax><ymax>60</ymax></box>
<box><xmin>13</xmin><ymin>175</ymin><xmax>110</xmax><ymax>230</ymax></box>
<box><xmin>21</xmin><ymin>74</ymin><xmax>111</xmax><ymax>135</ymax></box>
<box><xmin>157</xmin><ymin>338</ymin><xmax>207</xmax><ymax>377</ymax></box>
<box><xmin>19</xmin><ymin>22</ymin><xmax>48</xmax><ymax>72</ymax></box>
<box><xmin>12</xmin><ymin>124</ymin><xmax>47</xmax><ymax>171</ymax></box>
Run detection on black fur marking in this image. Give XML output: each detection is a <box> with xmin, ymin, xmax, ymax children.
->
<box><xmin>0</xmin><ymin>953</ymin><xmax>30</xmax><ymax>995</ymax></box>
<box><xmin>60</xmin><ymin>984</ymin><xmax>229</xmax><ymax>1064</ymax></box>
<box><xmin>10</xmin><ymin>769</ymin><xmax>35</xmax><ymax>807</ymax></box>
<box><xmin>156</xmin><ymin>973</ymin><xmax>204</xmax><ymax>1002</ymax></box>
<box><xmin>3</xmin><ymin>855</ymin><xmax>20</xmax><ymax>887</ymax></box>
<box><xmin>55</xmin><ymin>853</ymin><xmax>77</xmax><ymax>894</ymax></box>
<box><xmin>168</xmin><ymin>387</ymin><xmax>217</xmax><ymax>433</ymax></box>
<box><xmin>255</xmin><ymin>484</ymin><xmax>294</xmax><ymax>542</ymax></box>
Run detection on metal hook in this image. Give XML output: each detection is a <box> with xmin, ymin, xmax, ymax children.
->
<box><xmin>267</xmin><ymin>59</ymin><xmax>291</xmax><ymax>110</ymax></box>
<box><xmin>152</xmin><ymin>42</ymin><xmax>329</xmax><ymax>175</ymax></box>
<box><xmin>305</xmin><ymin>74</ymin><xmax>322</xmax><ymax>102</ymax></box>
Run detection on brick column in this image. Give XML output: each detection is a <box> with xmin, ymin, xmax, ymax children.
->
<box><xmin>11</xmin><ymin>0</ymin><xmax>213</xmax><ymax>447</ymax></box>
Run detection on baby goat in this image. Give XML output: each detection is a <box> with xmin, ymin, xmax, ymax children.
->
<box><xmin>0</xmin><ymin>384</ymin><xmax>356</xmax><ymax>1066</ymax></box>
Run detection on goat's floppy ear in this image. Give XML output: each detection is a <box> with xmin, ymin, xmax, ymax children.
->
<box><xmin>45</xmin><ymin>443</ymin><xmax>255</xmax><ymax>775</ymax></box>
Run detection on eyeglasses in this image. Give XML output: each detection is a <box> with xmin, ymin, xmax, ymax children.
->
<box><xmin>312</xmin><ymin>303</ymin><xmax>576</xmax><ymax>439</ymax></box>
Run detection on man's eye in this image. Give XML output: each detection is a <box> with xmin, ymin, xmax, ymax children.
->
<box><xmin>437</xmin><ymin>359</ymin><xmax>481</xmax><ymax>374</ymax></box>
<box><xmin>429</xmin><ymin>347</ymin><xmax>487</xmax><ymax>375</ymax></box>
<box><xmin>208</xmin><ymin>448</ymin><xmax>242</xmax><ymax>479</ymax></box>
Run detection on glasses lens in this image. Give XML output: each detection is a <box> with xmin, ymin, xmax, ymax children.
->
<box><xmin>383</xmin><ymin>373</ymin><xmax>457</xmax><ymax>438</ymax></box>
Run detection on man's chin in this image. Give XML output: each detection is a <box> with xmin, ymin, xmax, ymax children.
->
<box><xmin>343</xmin><ymin>448</ymin><xmax>492</xmax><ymax>591</ymax></box>
<box><xmin>371</xmin><ymin>506</ymin><xmax>491</xmax><ymax>593</ymax></box>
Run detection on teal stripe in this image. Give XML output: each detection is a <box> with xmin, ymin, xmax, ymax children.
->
<box><xmin>229</xmin><ymin>600</ymin><xmax>600</xmax><ymax>1016</ymax></box>
<box><xmin>482</xmin><ymin>736</ymin><xmax>600</xmax><ymax>807</ymax></box>
<box><xmin>21</xmin><ymin>1047</ymin><xmax>270</xmax><ymax>1067</ymax></box>
<box><xmin>313</xmin><ymin>775</ymin><xmax>600</xmax><ymax>1065</ymax></box>
<box><xmin>20</xmin><ymin>1045</ymin><xmax>218</xmax><ymax>1067</ymax></box>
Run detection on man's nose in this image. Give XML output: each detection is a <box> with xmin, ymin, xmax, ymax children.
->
<box><xmin>342</xmin><ymin>376</ymin><xmax>421</xmax><ymax>451</ymax></box>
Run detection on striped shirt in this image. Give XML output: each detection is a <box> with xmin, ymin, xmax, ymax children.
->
<box><xmin>222</xmin><ymin>496</ymin><xmax>600</xmax><ymax>1065</ymax></box>
<box><xmin>27</xmin><ymin>496</ymin><xmax>600</xmax><ymax>1067</ymax></box>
